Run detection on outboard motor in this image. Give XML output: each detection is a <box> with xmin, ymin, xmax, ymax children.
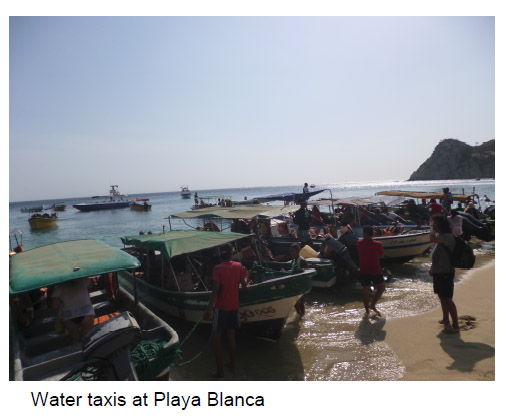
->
<box><xmin>459</xmin><ymin>212</ymin><xmax>494</xmax><ymax>242</ymax></box>
<box><xmin>61</xmin><ymin>312</ymin><xmax>141</xmax><ymax>380</ymax></box>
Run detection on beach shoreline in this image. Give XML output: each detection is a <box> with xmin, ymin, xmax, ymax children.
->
<box><xmin>384</xmin><ymin>259</ymin><xmax>495</xmax><ymax>380</ymax></box>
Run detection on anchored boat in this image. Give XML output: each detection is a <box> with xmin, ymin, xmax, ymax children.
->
<box><xmin>9</xmin><ymin>240</ymin><xmax>179</xmax><ymax>381</ymax></box>
<box><xmin>28</xmin><ymin>213</ymin><xmax>57</xmax><ymax>230</ymax></box>
<box><xmin>52</xmin><ymin>202</ymin><xmax>67</xmax><ymax>211</ymax></box>
<box><xmin>119</xmin><ymin>230</ymin><xmax>315</xmax><ymax>340</ymax></box>
<box><xmin>73</xmin><ymin>185</ymin><xmax>130</xmax><ymax>212</ymax></box>
<box><xmin>180</xmin><ymin>186</ymin><xmax>191</xmax><ymax>199</ymax></box>
<box><xmin>130</xmin><ymin>198</ymin><xmax>152</xmax><ymax>211</ymax></box>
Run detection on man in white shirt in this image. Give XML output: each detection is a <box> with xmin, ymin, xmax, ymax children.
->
<box><xmin>52</xmin><ymin>278</ymin><xmax>95</xmax><ymax>343</ymax></box>
<box><xmin>447</xmin><ymin>209</ymin><xmax>463</xmax><ymax>237</ymax></box>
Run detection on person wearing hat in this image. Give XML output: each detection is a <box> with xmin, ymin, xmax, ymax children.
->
<box><xmin>293</xmin><ymin>200</ymin><xmax>312</xmax><ymax>243</ymax></box>
<box><xmin>205</xmin><ymin>244</ymin><xmax>249</xmax><ymax>378</ymax></box>
<box><xmin>441</xmin><ymin>187</ymin><xmax>454</xmax><ymax>214</ymax></box>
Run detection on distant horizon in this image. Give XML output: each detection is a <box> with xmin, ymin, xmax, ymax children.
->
<box><xmin>9</xmin><ymin>177</ymin><xmax>495</xmax><ymax>204</ymax></box>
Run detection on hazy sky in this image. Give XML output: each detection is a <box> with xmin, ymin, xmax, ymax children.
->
<box><xmin>9</xmin><ymin>16</ymin><xmax>494</xmax><ymax>201</ymax></box>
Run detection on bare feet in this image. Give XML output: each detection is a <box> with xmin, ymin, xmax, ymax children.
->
<box><xmin>371</xmin><ymin>306</ymin><xmax>382</xmax><ymax>317</ymax></box>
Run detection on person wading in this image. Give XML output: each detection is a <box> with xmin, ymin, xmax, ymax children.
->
<box><xmin>205</xmin><ymin>244</ymin><xmax>249</xmax><ymax>378</ymax></box>
<box><xmin>357</xmin><ymin>225</ymin><xmax>385</xmax><ymax>317</ymax></box>
<box><xmin>430</xmin><ymin>216</ymin><xmax>459</xmax><ymax>334</ymax></box>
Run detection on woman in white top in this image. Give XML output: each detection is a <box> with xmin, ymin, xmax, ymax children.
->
<box><xmin>52</xmin><ymin>278</ymin><xmax>95</xmax><ymax>343</ymax></box>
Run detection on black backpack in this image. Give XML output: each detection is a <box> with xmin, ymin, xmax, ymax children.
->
<box><xmin>443</xmin><ymin>237</ymin><xmax>475</xmax><ymax>269</ymax></box>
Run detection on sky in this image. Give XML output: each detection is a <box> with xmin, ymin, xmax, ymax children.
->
<box><xmin>9</xmin><ymin>16</ymin><xmax>495</xmax><ymax>201</ymax></box>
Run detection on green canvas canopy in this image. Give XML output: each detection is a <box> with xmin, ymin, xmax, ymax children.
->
<box><xmin>121</xmin><ymin>230</ymin><xmax>251</xmax><ymax>260</ymax></box>
<box><xmin>9</xmin><ymin>239</ymin><xmax>141</xmax><ymax>295</ymax></box>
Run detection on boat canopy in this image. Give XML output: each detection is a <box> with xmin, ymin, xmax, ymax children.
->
<box><xmin>376</xmin><ymin>190</ymin><xmax>473</xmax><ymax>202</ymax></box>
<box><xmin>9</xmin><ymin>240</ymin><xmax>140</xmax><ymax>295</ymax></box>
<box><xmin>121</xmin><ymin>230</ymin><xmax>251</xmax><ymax>260</ymax></box>
<box><xmin>171</xmin><ymin>204</ymin><xmax>300</xmax><ymax>220</ymax></box>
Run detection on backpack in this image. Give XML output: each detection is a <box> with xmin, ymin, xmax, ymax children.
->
<box><xmin>443</xmin><ymin>237</ymin><xmax>475</xmax><ymax>269</ymax></box>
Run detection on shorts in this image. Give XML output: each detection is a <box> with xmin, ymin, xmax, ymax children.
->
<box><xmin>433</xmin><ymin>271</ymin><xmax>455</xmax><ymax>298</ymax></box>
<box><xmin>359</xmin><ymin>274</ymin><xmax>384</xmax><ymax>287</ymax></box>
<box><xmin>212</xmin><ymin>309</ymin><xmax>240</xmax><ymax>332</ymax></box>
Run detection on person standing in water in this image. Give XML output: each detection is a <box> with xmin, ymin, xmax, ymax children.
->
<box><xmin>303</xmin><ymin>183</ymin><xmax>309</xmax><ymax>194</ymax></box>
<box><xmin>430</xmin><ymin>216</ymin><xmax>459</xmax><ymax>334</ymax></box>
<box><xmin>357</xmin><ymin>225</ymin><xmax>385</xmax><ymax>317</ymax></box>
<box><xmin>205</xmin><ymin>244</ymin><xmax>249</xmax><ymax>378</ymax></box>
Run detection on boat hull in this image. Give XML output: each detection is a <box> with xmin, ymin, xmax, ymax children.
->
<box><xmin>118</xmin><ymin>269</ymin><xmax>314</xmax><ymax>340</ymax></box>
<box><xmin>130</xmin><ymin>203</ymin><xmax>152</xmax><ymax>211</ymax></box>
<box><xmin>73</xmin><ymin>201</ymin><xmax>130</xmax><ymax>211</ymax></box>
<box><xmin>28</xmin><ymin>217</ymin><xmax>57</xmax><ymax>230</ymax></box>
<box><xmin>269</xmin><ymin>231</ymin><xmax>431</xmax><ymax>264</ymax></box>
<box><xmin>375</xmin><ymin>231</ymin><xmax>431</xmax><ymax>262</ymax></box>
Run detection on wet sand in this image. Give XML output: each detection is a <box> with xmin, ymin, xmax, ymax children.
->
<box><xmin>384</xmin><ymin>260</ymin><xmax>495</xmax><ymax>380</ymax></box>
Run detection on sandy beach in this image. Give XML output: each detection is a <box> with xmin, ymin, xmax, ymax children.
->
<box><xmin>384</xmin><ymin>260</ymin><xmax>495</xmax><ymax>380</ymax></box>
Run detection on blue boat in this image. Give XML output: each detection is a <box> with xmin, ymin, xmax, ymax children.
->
<box><xmin>73</xmin><ymin>185</ymin><xmax>130</xmax><ymax>212</ymax></box>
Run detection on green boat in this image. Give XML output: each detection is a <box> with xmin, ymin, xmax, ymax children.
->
<box><xmin>9</xmin><ymin>240</ymin><xmax>179</xmax><ymax>381</ymax></box>
<box><xmin>120</xmin><ymin>230</ymin><xmax>315</xmax><ymax>340</ymax></box>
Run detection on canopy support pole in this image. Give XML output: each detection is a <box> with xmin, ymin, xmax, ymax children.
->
<box><xmin>169</xmin><ymin>261</ymin><xmax>181</xmax><ymax>291</ymax></box>
<box><xmin>161</xmin><ymin>258</ymin><xmax>165</xmax><ymax>290</ymax></box>
<box><xmin>186</xmin><ymin>255</ymin><xmax>207</xmax><ymax>291</ymax></box>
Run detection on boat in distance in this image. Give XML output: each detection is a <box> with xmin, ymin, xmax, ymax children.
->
<box><xmin>130</xmin><ymin>198</ymin><xmax>152</xmax><ymax>211</ymax></box>
<box><xmin>73</xmin><ymin>185</ymin><xmax>130</xmax><ymax>212</ymax></box>
<box><xmin>28</xmin><ymin>213</ymin><xmax>57</xmax><ymax>230</ymax></box>
<box><xmin>180</xmin><ymin>186</ymin><xmax>191</xmax><ymax>199</ymax></box>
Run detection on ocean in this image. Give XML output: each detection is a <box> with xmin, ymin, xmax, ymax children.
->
<box><xmin>9</xmin><ymin>179</ymin><xmax>495</xmax><ymax>380</ymax></box>
<box><xmin>9</xmin><ymin>179</ymin><xmax>495</xmax><ymax>251</ymax></box>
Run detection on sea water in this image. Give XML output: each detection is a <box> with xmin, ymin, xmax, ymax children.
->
<box><xmin>9</xmin><ymin>179</ymin><xmax>495</xmax><ymax>380</ymax></box>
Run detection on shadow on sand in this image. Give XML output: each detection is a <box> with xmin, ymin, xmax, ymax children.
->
<box><xmin>437</xmin><ymin>332</ymin><xmax>495</xmax><ymax>372</ymax></box>
<box><xmin>354</xmin><ymin>315</ymin><xmax>387</xmax><ymax>345</ymax></box>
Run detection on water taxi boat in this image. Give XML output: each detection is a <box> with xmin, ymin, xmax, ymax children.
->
<box><xmin>52</xmin><ymin>203</ymin><xmax>67</xmax><ymax>211</ymax></box>
<box><xmin>130</xmin><ymin>198</ymin><xmax>152</xmax><ymax>211</ymax></box>
<box><xmin>9</xmin><ymin>240</ymin><xmax>179</xmax><ymax>381</ymax></box>
<box><xmin>180</xmin><ymin>186</ymin><xmax>191</xmax><ymax>199</ymax></box>
<box><xmin>28</xmin><ymin>213</ymin><xmax>57</xmax><ymax>230</ymax></box>
<box><xmin>120</xmin><ymin>230</ymin><xmax>315</xmax><ymax>340</ymax></box>
<box><xmin>73</xmin><ymin>185</ymin><xmax>130</xmax><ymax>212</ymax></box>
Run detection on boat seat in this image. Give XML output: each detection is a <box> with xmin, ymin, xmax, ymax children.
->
<box><xmin>22</xmin><ymin>314</ymin><xmax>57</xmax><ymax>338</ymax></box>
<box><xmin>89</xmin><ymin>288</ymin><xmax>109</xmax><ymax>304</ymax></box>
<box><xmin>23</xmin><ymin>331</ymin><xmax>73</xmax><ymax>357</ymax></box>
<box><xmin>93</xmin><ymin>300</ymin><xmax>116</xmax><ymax>316</ymax></box>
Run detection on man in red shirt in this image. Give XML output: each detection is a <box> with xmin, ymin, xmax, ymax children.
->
<box><xmin>357</xmin><ymin>225</ymin><xmax>385</xmax><ymax>317</ymax></box>
<box><xmin>428</xmin><ymin>198</ymin><xmax>444</xmax><ymax>217</ymax></box>
<box><xmin>205</xmin><ymin>244</ymin><xmax>249</xmax><ymax>378</ymax></box>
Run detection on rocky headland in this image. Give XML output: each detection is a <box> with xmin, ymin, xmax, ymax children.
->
<box><xmin>409</xmin><ymin>139</ymin><xmax>495</xmax><ymax>181</ymax></box>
